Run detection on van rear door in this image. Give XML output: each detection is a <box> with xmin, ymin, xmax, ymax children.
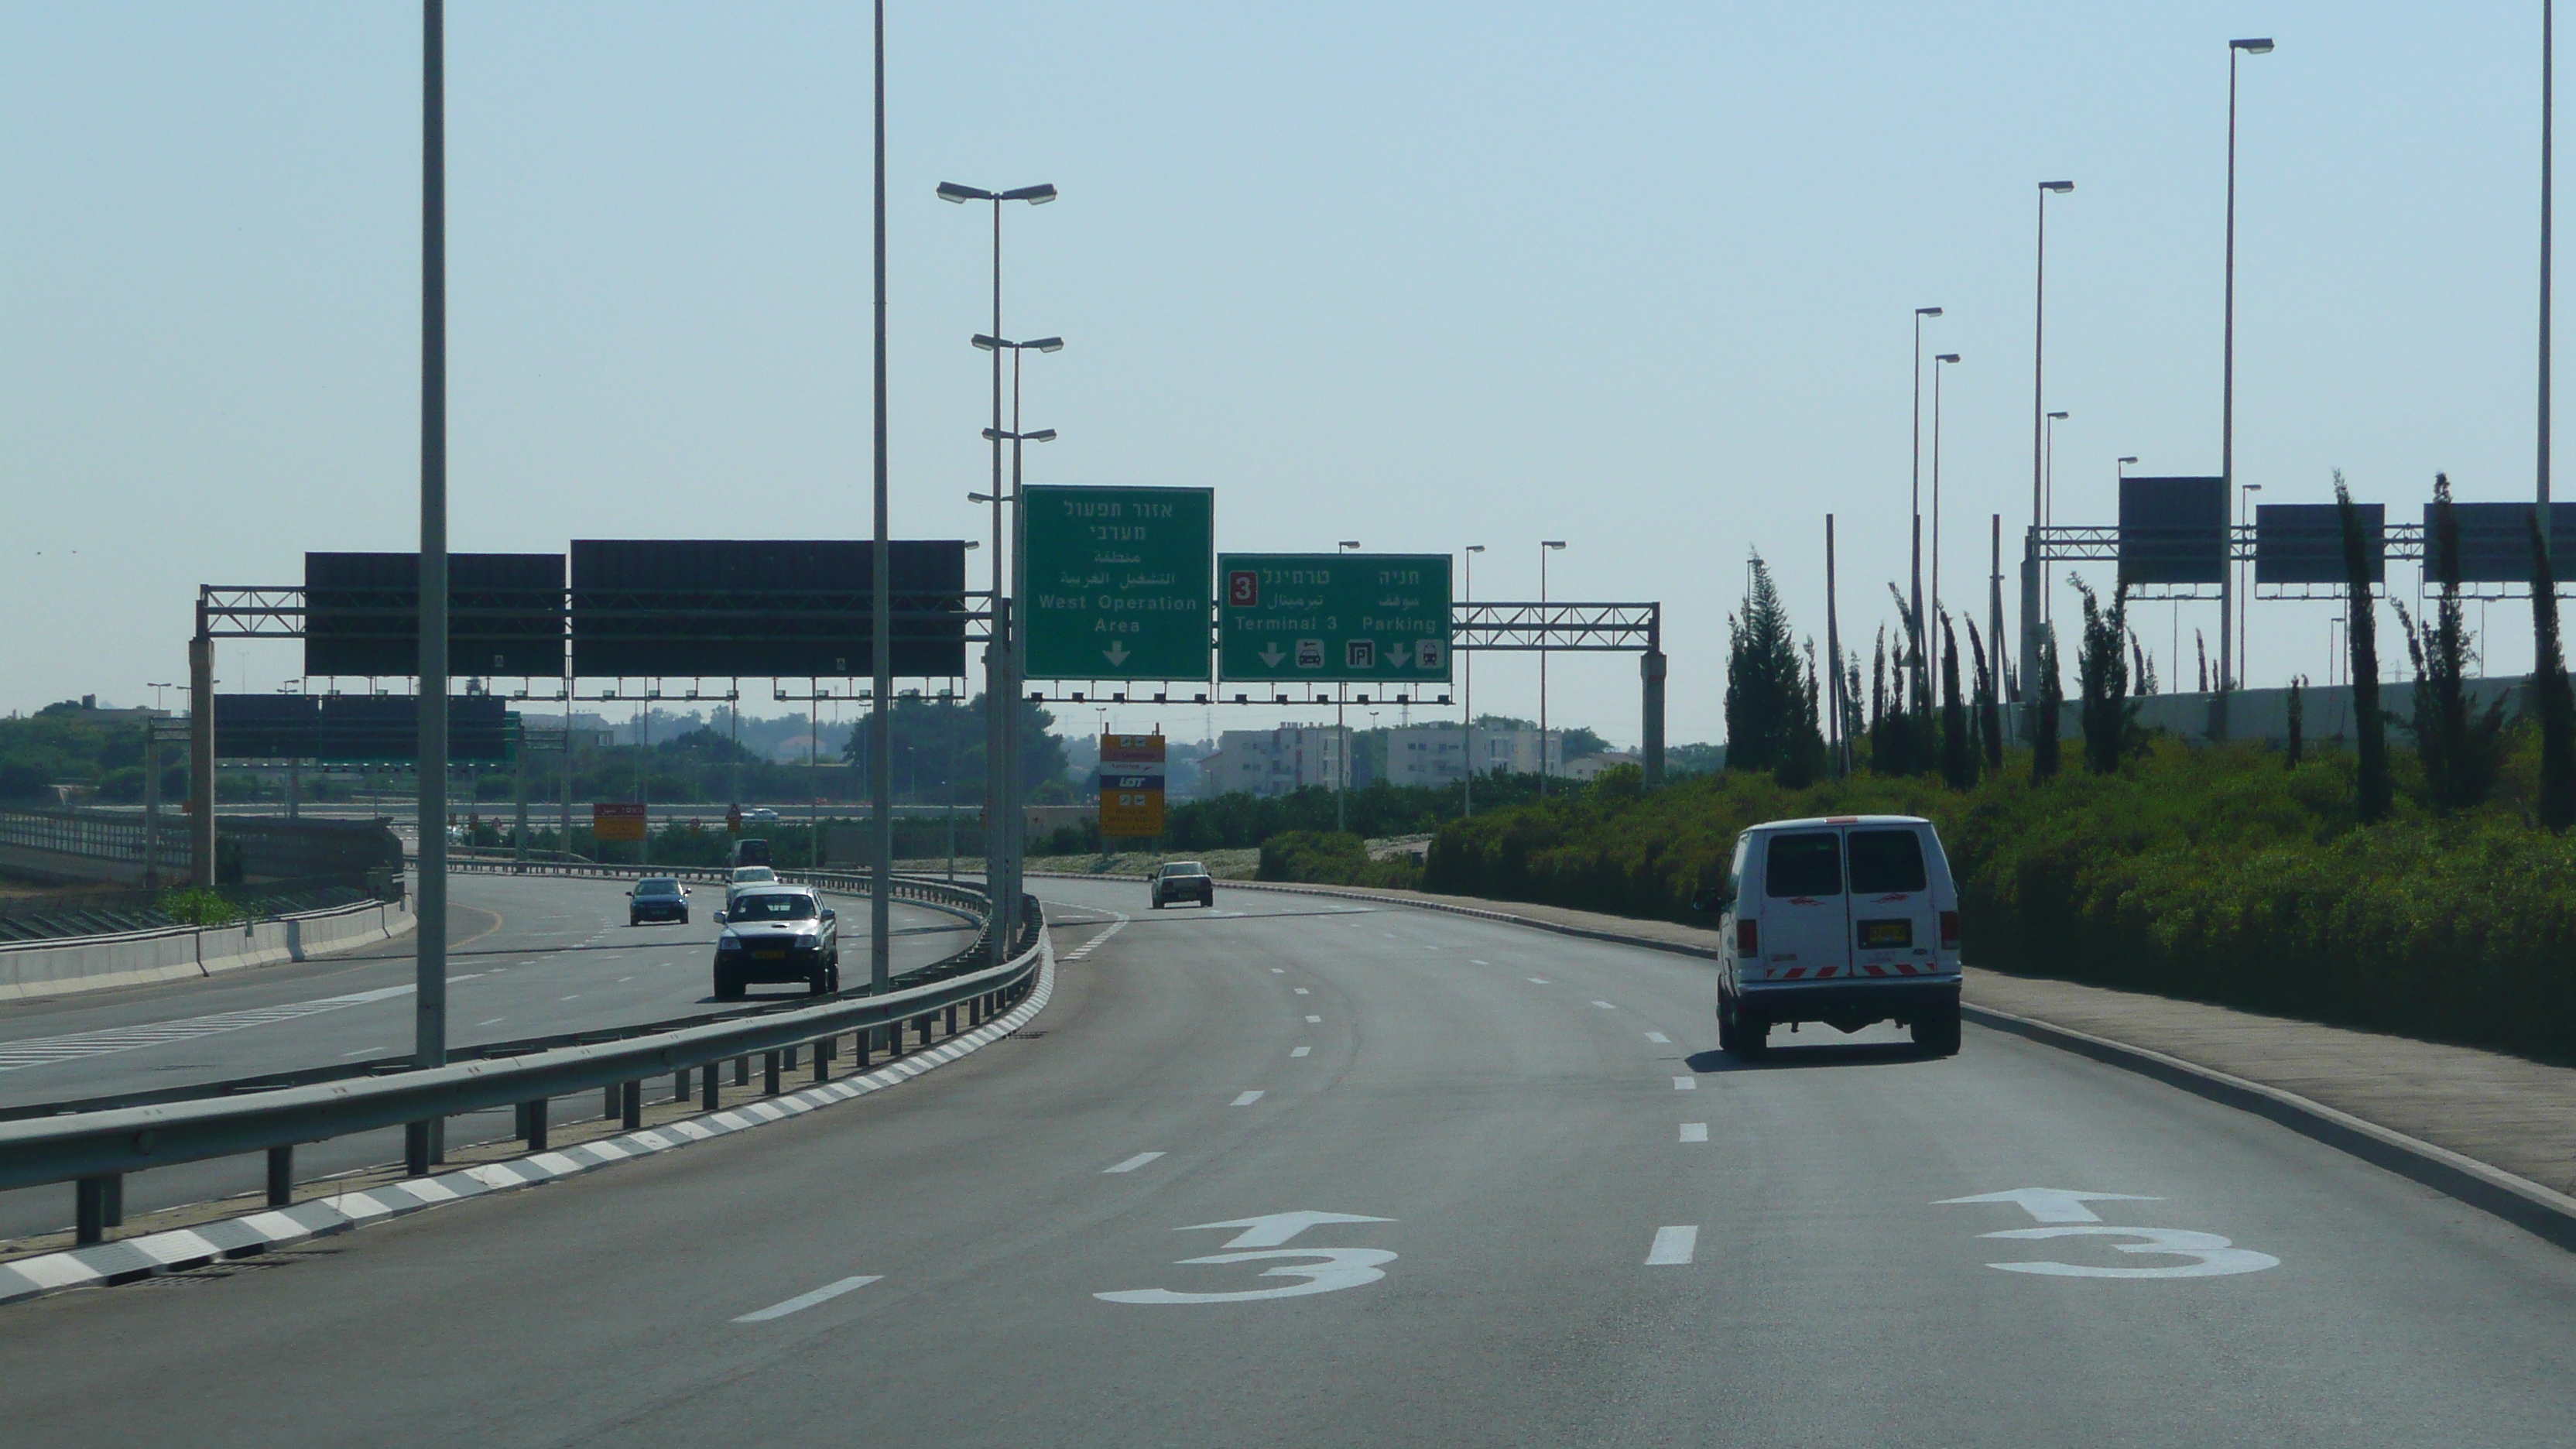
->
<box><xmin>1846</xmin><ymin>824</ymin><xmax>1938</xmax><ymax>978</ymax></box>
<box><xmin>1749</xmin><ymin>829</ymin><xmax>1849</xmax><ymax>981</ymax></box>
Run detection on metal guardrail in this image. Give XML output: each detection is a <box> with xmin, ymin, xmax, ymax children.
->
<box><xmin>438</xmin><ymin>852</ymin><xmax>994</xmax><ymax>923</ymax></box>
<box><xmin>0</xmin><ymin>876</ymin><xmax>1041</xmax><ymax>1247</ymax></box>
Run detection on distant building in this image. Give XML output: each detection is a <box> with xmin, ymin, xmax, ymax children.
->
<box><xmin>1562</xmin><ymin>750</ymin><xmax>1642</xmax><ymax>782</ymax></box>
<box><xmin>1204</xmin><ymin>725</ymin><xmax>1351</xmax><ymax>797</ymax></box>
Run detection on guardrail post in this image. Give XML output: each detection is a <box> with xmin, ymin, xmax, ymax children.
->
<box><xmin>602</xmin><ymin>1084</ymin><xmax>621</xmax><ymax>1122</ymax></box>
<box><xmin>812</xmin><ymin>1037</ymin><xmax>831</xmax><ymax>1082</ymax></box>
<box><xmin>700</xmin><ymin>1062</ymin><xmax>719</xmax><ymax>1110</ymax></box>
<box><xmin>267</xmin><ymin>1146</ymin><xmax>293</xmax><ymax>1207</ymax></box>
<box><xmin>882</xmin><ymin>1023</ymin><xmax>900</xmax><ymax>1060</ymax></box>
<box><xmin>75</xmin><ymin>1177</ymin><xmax>112</xmax><ymax>1245</ymax></box>
<box><xmin>522</xmin><ymin>1099</ymin><xmax>549</xmax><ymax>1151</ymax></box>
<box><xmin>916</xmin><ymin>1015</ymin><xmax>930</xmax><ymax>1050</ymax></box>
<box><xmin>735</xmin><ymin>1055</ymin><xmax>750</xmax><ymax>1086</ymax></box>
<box><xmin>405</xmin><ymin>1120</ymin><xmax>438</xmax><ymax>1177</ymax></box>
<box><xmin>945</xmin><ymin>1004</ymin><xmax>958</xmax><ymax>1036</ymax></box>
<box><xmin>620</xmin><ymin>1080</ymin><xmax>642</xmax><ymax>1129</ymax></box>
<box><xmin>763</xmin><ymin>1050</ymin><xmax>781</xmax><ymax>1096</ymax></box>
<box><xmin>673</xmin><ymin>1067</ymin><xmax>690</xmax><ymax>1104</ymax></box>
<box><xmin>784</xmin><ymin>1043</ymin><xmax>799</xmax><ymax>1071</ymax></box>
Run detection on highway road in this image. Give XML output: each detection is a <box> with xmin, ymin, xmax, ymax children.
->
<box><xmin>1</xmin><ymin>875</ymin><xmax>2572</xmax><ymax>1446</ymax></box>
<box><xmin>0</xmin><ymin>871</ymin><xmax>971</xmax><ymax>1242</ymax></box>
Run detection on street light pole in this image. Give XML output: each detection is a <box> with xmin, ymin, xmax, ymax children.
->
<box><xmin>1931</xmin><ymin>354</ymin><xmax>1961</xmax><ymax>646</ymax></box>
<box><xmin>1540</xmin><ymin>540</ymin><xmax>1567</xmax><ymax>796</ymax></box>
<box><xmin>1462</xmin><ymin>544</ymin><xmax>1484</xmax><ymax>815</ymax></box>
<box><xmin>2043</xmin><ymin>411</ymin><xmax>2068</xmax><ymax>624</ymax></box>
<box><xmin>2024</xmin><ymin>180</ymin><xmax>2072</xmax><ymax>735</ymax></box>
<box><xmin>2223</xmin><ymin>37</ymin><xmax>2276</xmax><ymax>697</ymax></box>
<box><xmin>868</xmin><ymin>0</ymin><xmax>892</xmax><ymax>995</ymax></box>
<box><xmin>2546</xmin><ymin>0</ymin><xmax>2557</xmax><ymax>543</ymax></box>
<box><xmin>1911</xmin><ymin>306</ymin><xmax>1942</xmax><ymax>708</ymax></box>
<box><xmin>938</xmin><ymin>178</ymin><xmax>1054</xmax><ymax>963</ymax></box>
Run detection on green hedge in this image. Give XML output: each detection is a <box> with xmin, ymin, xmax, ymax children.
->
<box><xmin>1426</xmin><ymin>738</ymin><xmax>2576</xmax><ymax>1061</ymax></box>
<box><xmin>1258</xmin><ymin>831</ymin><xmax>1423</xmax><ymax>889</ymax></box>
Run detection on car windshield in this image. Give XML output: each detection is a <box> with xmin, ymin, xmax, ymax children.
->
<box><xmin>1164</xmin><ymin>863</ymin><xmax>1208</xmax><ymax>877</ymax></box>
<box><xmin>731</xmin><ymin>893</ymin><xmax>817</xmax><ymax>921</ymax></box>
<box><xmin>732</xmin><ymin>868</ymin><xmax>775</xmax><ymax>882</ymax></box>
<box><xmin>637</xmin><ymin>879</ymin><xmax>682</xmax><ymax>896</ymax></box>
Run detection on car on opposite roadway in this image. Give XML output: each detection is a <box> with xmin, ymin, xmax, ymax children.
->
<box><xmin>713</xmin><ymin>885</ymin><xmax>839</xmax><ymax>999</ymax></box>
<box><xmin>1696</xmin><ymin>814</ymin><xmax>1961</xmax><ymax>1058</ymax></box>
<box><xmin>745</xmin><ymin>806</ymin><xmax>781</xmax><ymax>824</ymax></box>
<box><xmin>1148</xmin><ymin>860</ymin><xmax>1215</xmax><ymax>909</ymax></box>
<box><xmin>726</xmin><ymin>865</ymin><xmax>778</xmax><ymax>909</ymax></box>
<box><xmin>628</xmin><ymin>877</ymin><xmax>690</xmax><ymax>927</ymax></box>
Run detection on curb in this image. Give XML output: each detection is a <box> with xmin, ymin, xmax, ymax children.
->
<box><xmin>1961</xmin><ymin>1002</ymin><xmax>2576</xmax><ymax>1253</ymax></box>
<box><xmin>1029</xmin><ymin>871</ymin><xmax>2576</xmax><ymax>1251</ymax></box>
<box><xmin>0</xmin><ymin>931</ymin><xmax>1057</xmax><ymax>1306</ymax></box>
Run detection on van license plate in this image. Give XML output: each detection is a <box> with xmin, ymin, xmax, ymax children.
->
<box><xmin>753</xmin><ymin>949</ymin><xmax>786</xmax><ymax>960</ymax></box>
<box><xmin>1858</xmin><ymin>920</ymin><xmax>1912</xmax><ymax>949</ymax></box>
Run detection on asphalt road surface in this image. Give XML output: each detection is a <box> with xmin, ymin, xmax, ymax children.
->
<box><xmin>0</xmin><ymin>872</ymin><xmax>969</xmax><ymax>1242</ymax></box>
<box><xmin>1</xmin><ymin>875</ymin><xmax>2571</xmax><ymax>1447</ymax></box>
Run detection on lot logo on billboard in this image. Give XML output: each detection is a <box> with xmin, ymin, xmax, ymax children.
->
<box><xmin>1099</xmin><ymin>733</ymin><xmax>1167</xmax><ymax>839</ymax></box>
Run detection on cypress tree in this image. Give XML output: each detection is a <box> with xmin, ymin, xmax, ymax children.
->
<box><xmin>1968</xmin><ymin>618</ymin><xmax>2004</xmax><ymax>769</ymax></box>
<box><xmin>2073</xmin><ymin>575</ymin><xmax>2134</xmax><ymax>775</ymax></box>
<box><xmin>2285</xmin><ymin>674</ymin><xmax>2306</xmax><ymax>769</ymax></box>
<box><xmin>2529</xmin><ymin>509</ymin><xmax>2576</xmax><ymax>829</ymax></box>
<box><xmin>1723</xmin><ymin>554</ymin><xmax>1801</xmax><ymax>774</ymax></box>
<box><xmin>2338</xmin><ymin>473</ymin><xmax>2392</xmax><ymax>822</ymax></box>
<box><xmin>1940</xmin><ymin>614</ymin><xmax>1977</xmax><ymax>789</ymax></box>
<box><xmin>2032</xmin><ymin>625</ymin><xmax>2064</xmax><ymax>781</ymax></box>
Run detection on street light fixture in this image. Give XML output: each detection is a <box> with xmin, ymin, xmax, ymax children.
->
<box><xmin>1910</xmin><ymin>306</ymin><xmax>1944</xmax><ymax>703</ymax></box>
<box><xmin>1338</xmin><ymin>540</ymin><xmax>1362</xmax><ymax>552</ymax></box>
<box><xmin>2222</xmin><ymin>38</ymin><xmax>2274</xmax><ymax>696</ymax></box>
<box><xmin>940</xmin><ymin>176</ymin><xmax>1056</xmax><ymax>971</ymax></box>
<box><xmin>1540</xmin><ymin>541</ymin><xmax>1567</xmax><ymax>796</ymax></box>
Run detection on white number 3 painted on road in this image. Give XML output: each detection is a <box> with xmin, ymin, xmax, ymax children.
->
<box><xmin>1097</xmin><ymin>1248</ymin><xmax>1399</xmax><ymax>1304</ymax></box>
<box><xmin>1981</xmin><ymin>1225</ymin><xmax>2280</xmax><ymax>1279</ymax></box>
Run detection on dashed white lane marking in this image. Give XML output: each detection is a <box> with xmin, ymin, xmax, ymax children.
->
<box><xmin>1304</xmin><ymin>1016</ymin><xmax>1321</xmax><ymax>1023</ymax></box>
<box><xmin>1592</xmin><ymin>1000</ymin><xmax>1617</xmax><ymax>1009</ymax></box>
<box><xmin>339</xmin><ymin>1046</ymin><xmax>382</xmax><ymax>1058</ymax></box>
<box><xmin>1290</xmin><ymin>1046</ymin><xmax>1311</xmax><ymax>1058</ymax></box>
<box><xmin>1673</xmin><ymin>1077</ymin><xmax>1697</xmax><ymax>1091</ymax></box>
<box><xmin>1527</xmin><ymin>977</ymin><xmax>1550</xmax><ymax>985</ymax></box>
<box><xmin>1269</xmin><ymin>968</ymin><xmax>1285</xmax><ymax>974</ymax></box>
<box><xmin>1680</xmin><ymin>1123</ymin><xmax>1709</xmax><ymax>1142</ymax></box>
<box><xmin>1470</xmin><ymin>959</ymin><xmax>1490</xmax><ymax>964</ymax></box>
<box><xmin>732</xmin><ymin>1275</ymin><xmax>883</xmax><ymax>1323</ymax></box>
<box><xmin>1060</xmin><ymin>911</ymin><xmax>1133</xmax><ymax>961</ymax></box>
<box><xmin>1231</xmin><ymin>1091</ymin><xmax>1265</xmax><ymax>1106</ymax></box>
<box><xmin>1646</xmin><ymin>1226</ymin><xmax>1699</xmax><ymax>1266</ymax></box>
<box><xmin>617</xmin><ymin>975</ymin><xmax>635</xmax><ymax>983</ymax></box>
<box><xmin>1645</xmin><ymin>1031</ymin><xmax>1670</xmax><ymax>1043</ymax></box>
<box><xmin>562</xmin><ymin>995</ymin><xmax>581</xmax><ymax>1001</ymax></box>
<box><xmin>0</xmin><ymin>983</ymin><xmax>416</xmax><ymax>1073</ymax></box>
<box><xmin>477</xmin><ymin>1017</ymin><xmax>506</xmax><ymax>1026</ymax></box>
<box><xmin>1102</xmin><ymin>1152</ymin><xmax>1166</xmax><ymax>1174</ymax></box>
<box><xmin>1293</xmin><ymin>988</ymin><xmax>1310</xmax><ymax>995</ymax></box>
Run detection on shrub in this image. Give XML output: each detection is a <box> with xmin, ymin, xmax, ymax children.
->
<box><xmin>1258</xmin><ymin>831</ymin><xmax>1421</xmax><ymax>889</ymax></box>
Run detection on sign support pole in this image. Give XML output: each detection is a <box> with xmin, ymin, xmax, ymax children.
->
<box><xmin>410</xmin><ymin>0</ymin><xmax>450</xmax><ymax>1174</ymax></box>
<box><xmin>868</xmin><ymin>0</ymin><xmax>894</xmax><ymax>995</ymax></box>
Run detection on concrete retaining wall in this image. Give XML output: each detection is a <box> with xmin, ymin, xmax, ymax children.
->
<box><xmin>0</xmin><ymin>896</ymin><xmax>417</xmax><ymax>1003</ymax></box>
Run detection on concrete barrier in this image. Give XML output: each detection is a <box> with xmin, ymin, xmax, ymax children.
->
<box><xmin>0</xmin><ymin>896</ymin><xmax>417</xmax><ymax>1003</ymax></box>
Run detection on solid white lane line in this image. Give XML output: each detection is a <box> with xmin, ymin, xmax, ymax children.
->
<box><xmin>1592</xmin><ymin>1000</ymin><xmax>1617</xmax><ymax>1009</ymax></box>
<box><xmin>1673</xmin><ymin>1077</ymin><xmax>1697</xmax><ymax>1091</ymax></box>
<box><xmin>1680</xmin><ymin>1122</ymin><xmax>1709</xmax><ymax>1142</ymax></box>
<box><xmin>1231</xmin><ymin>1091</ymin><xmax>1265</xmax><ymax>1106</ymax></box>
<box><xmin>1102</xmin><ymin>1152</ymin><xmax>1166</xmax><ymax>1174</ymax></box>
<box><xmin>1646</xmin><ymin>1226</ymin><xmax>1698</xmax><ymax>1266</ymax></box>
<box><xmin>1305</xmin><ymin>1015</ymin><xmax>1321</xmax><ymax>1023</ymax></box>
<box><xmin>1644</xmin><ymin>1031</ymin><xmax>1670</xmax><ymax>1043</ymax></box>
<box><xmin>732</xmin><ymin>1275</ymin><xmax>883</xmax><ymax>1323</ymax></box>
<box><xmin>1290</xmin><ymin>1046</ymin><xmax>1311</xmax><ymax>1057</ymax></box>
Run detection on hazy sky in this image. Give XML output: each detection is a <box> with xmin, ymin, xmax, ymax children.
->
<box><xmin>4</xmin><ymin>2</ymin><xmax>2565</xmax><ymax>745</ymax></box>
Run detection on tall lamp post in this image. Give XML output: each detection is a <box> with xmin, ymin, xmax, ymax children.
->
<box><xmin>2021</xmin><ymin>180</ymin><xmax>2072</xmax><ymax>738</ymax></box>
<box><xmin>938</xmin><ymin>178</ymin><xmax>1054</xmax><ymax>964</ymax></box>
<box><xmin>1461</xmin><ymin>544</ymin><xmax>1485</xmax><ymax>815</ymax></box>
<box><xmin>1540</xmin><ymin>540</ymin><xmax>1567</xmax><ymax>796</ymax></box>
<box><xmin>409</xmin><ymin>0</ymin><xmax>450</xmax><ymax>1176</ymax></box>
<box><xmin>2545</xmin><ymin>0</ymin><xmax>2557</xmax><ymax>545</ymax></box>
<box><xmin>1930</xmin><ymin>353</ymin><xmax>1961</xmax><ymax>648</ymax></box>
<box><xmin>2222</xmin><ymin>37</ymin><xmax>2275</xmax><ymax>697</ymax></box>
<box><xmin>1911</xmin><ymin>306</ymin><xmax>1944</xmax><ymax>705</ymax></box>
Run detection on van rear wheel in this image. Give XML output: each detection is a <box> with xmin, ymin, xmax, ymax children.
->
<box><xmin>1915</xmin><ymin>1004</ymin><xmax>1962</xmax><ymax>1057</ymax></box>
<box><xmin>1721</xmin><ymin>995</ymin><xmax>1767</xmax><ymax>1060</ymax></box>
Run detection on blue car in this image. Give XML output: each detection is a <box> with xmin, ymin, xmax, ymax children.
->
<box><xmin>628</xmin><ymin>877</ymin><xmax>690</xmax><ymax>927</ymax></box>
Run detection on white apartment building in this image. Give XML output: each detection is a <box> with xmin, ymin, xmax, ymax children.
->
<box><xmin>1204</xmin><ymin>725</ymin><xmax>1351</xmax><ymax>797</ymax></box>
<box><xmin>1379</xmin><ymin>724</ymin><xmax>1561</xmax><ymax>787</ymax></box>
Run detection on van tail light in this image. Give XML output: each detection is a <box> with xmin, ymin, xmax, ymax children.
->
<box><xmin>1736</xmin><ymin>919</ymin><xmax>1759</xmax><ymax>957</ymax></box>
<box><xmin>1939</xmin><ymin>910</ymin><xmax>1961</xmax><ymax>951</ymax></box>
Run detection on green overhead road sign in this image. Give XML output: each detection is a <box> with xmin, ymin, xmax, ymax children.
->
<box><xmin>1218</xmin><ymin>553</ymin><xmax>1452</xmax><ymax>683</ymax></box>
<box><xmin>1023</xmin><ymin>485</ymin><xmax>1214</xmax><ymax>680</ymax></box>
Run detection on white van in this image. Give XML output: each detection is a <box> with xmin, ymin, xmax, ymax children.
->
<box><xmin>1696</xmin><ymin>814</ymin><xmax>1961</xmax><ymax>1057</ymax></box>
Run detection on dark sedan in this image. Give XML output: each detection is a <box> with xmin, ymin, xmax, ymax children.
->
<box><xmin>628</xmin><ymin>877</ymin><xmax>690</xmax><ymax>927</ymax></box>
